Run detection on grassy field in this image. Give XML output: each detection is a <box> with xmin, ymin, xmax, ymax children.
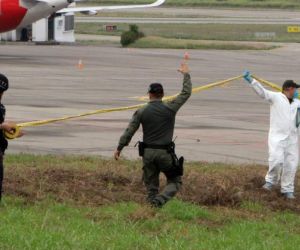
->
<box><xmin>76</xmin><ymin>23</ymin><xmax>300</xmax><ymax>43</ymax></box>
<box><xmin>1</xmin><ymin>154</ymin><xmax>300</xmax><ymax>249</ymax></box>
<box><xmin>130</xmin><ymin>36</ymin><xmax>278</xmax><ymax>50</ymax></box>
<box><xmin>84</xmin><ymin>0</ymin><xmax>300</xmax><ymax>9</ymax></box>
<box><xmin>2</xmin><ymin>197</ymin><xmax>300</xmax><ymax>250</ymax></box>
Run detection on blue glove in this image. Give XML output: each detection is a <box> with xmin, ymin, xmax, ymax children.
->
<box><xmin>243</xmin><ymin>71</ymin><xmax>253</xmax><ymax>84</ymax></box>
<box><xmin>294</xmin><ymin>90</ymin><xmax>299</xmax><ymax>99</ymax></box>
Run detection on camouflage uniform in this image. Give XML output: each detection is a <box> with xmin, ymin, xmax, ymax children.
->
<box><xmin>117</xmin><ymin>73</ymin><xmax>192</xmax><ymax>206</ymax></box>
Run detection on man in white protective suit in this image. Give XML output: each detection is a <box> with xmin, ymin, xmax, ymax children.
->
<box><xmin>243</xmin><ymin>71</ymin><xmax>300</xmax><ymax>199</ymax></box>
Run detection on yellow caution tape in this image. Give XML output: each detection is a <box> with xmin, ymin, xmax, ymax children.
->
<box><xmin>138</xmin><ymin>75</ymin><xmax>243</xmax><ymax>102</ymax></box>
<box><xmin>4</xmin><ymin>103</ymin><xmax>145</xmax><ymax>139</ymax></box>
<box><xmin>4</xmin><ymin>126</ymin><xmax>20</xmax><ymax>140</ymax></box>
<box><xmin>252</xmin><ymin>76</ymin><xmax>300</xmax><ymax>101</ymax></box>
<box><xmin>252</xmin><ymin>75</ymin><xmax>282</xmax><ymax>92</ymax></box>
<box><xmin>17</xmin><ymin>104</ymin><xmax>144</xmax><ymax>128</ymax></box>
<box><xmin>191</xmin><ymin>75</ymin><xmax>243</xmax><ymax>93</ymax></box>
<box><xmin>3</xmin><ymin>74</ymin><xmax>283</xmax><ymax>140</ymax></box>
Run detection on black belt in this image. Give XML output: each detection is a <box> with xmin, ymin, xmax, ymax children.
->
<box><xmin>144</xmin><ymin>143</ymin><xmax>170</xmax><ymax>150</ymax></box>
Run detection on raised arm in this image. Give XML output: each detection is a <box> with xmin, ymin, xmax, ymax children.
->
<box><xmin>243</xmin><ymin>71</ymin><xmax>276</xmax><ymax>103</ymax></box>
<box><xmin>165</xmin><ymin>62</ymin><xmax>192</xmax><ymax>113</ymax></box>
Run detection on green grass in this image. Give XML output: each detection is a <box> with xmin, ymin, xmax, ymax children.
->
<box><xmin>2</xmin><ymin>154</ymin><xmax>300</xmax><ymax>249</ymax></box>
<box><xmin>1</xmin><ymin>197</ymin><xmax>300</xmax><ymax>250</ymax></box>
<box><xmin>129</xmin><ymin>36</ymin><xmax>278</xmax><ymax>50</ymax></box>
<box><xmin>76</xmin><ymin>23</ymin><xmax>300</xmax><ymax>43</ymax></box>
<box><xmin>76</xmin><ymin>39</ymin><xmax>120</xmax><ymax>46</ymax></box>
<box><xmin>84</xmin><ymin>0</ymin><xmax>300</xmax><ymax>9</ymax></box>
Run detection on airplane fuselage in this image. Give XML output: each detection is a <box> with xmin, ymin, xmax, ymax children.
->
<box><xmin>0</xmin><ymin>0</ymin><xmax>165</xmax><ymax>33</ymax></box>
<box><xmin>0</xmin><ymin>0</ymin><xmax>70</xmax><ymax>33</ymax></box>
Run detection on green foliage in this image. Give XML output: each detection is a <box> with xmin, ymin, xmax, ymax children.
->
<box><xmin>120</xmin><ymin>24</ymin><xmax>145</xmax><ymax>47</ymax></box>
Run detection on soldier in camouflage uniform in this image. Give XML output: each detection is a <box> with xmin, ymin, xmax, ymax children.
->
<box><xmin>0</xmin><ymin>74</ymin><xmax>24</xmax><ymax>202</ymax></box>
<box><xmin>114</xmin><ymin>62</ymin><xmax>192</xmax><ymax>207</ymax></box>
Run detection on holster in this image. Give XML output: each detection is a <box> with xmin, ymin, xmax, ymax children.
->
<box><xmin>164</xmin><ymin>142</ymin><xmax>185</xmax><ymax>179</ymax></box>
<box><xmin>137</xmin><ymin>141</ymin><xmax>145</xmax><ymax>157</ymax></box>
<box><xmin>137</xmin><ymin>141</ymin><xmax>185</xmax><ymax>178</ymax></box>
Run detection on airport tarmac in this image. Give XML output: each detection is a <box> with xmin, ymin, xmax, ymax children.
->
<box><xmin>76</xmin><ymin>7</ymin><xmax>300</xmax><ymax>25</ymax></box>
<box><xmin>0</xmin><ymin>43</ymin><xmax>300</xmax><ymax>164</ymax></box>
<box><xmin>76</xmin><ymin>16</ymin><xmax>300</xmax><ymax>25</ymax></box>
<box><xmin>79</xmin><ymin>6</ymin><xmax>300</xmax><ymax>19</ymax></box>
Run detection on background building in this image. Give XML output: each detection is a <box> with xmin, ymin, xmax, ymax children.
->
<box><xmin>0</xmin><ymin>13</ymin><xmax>75</xmax><ymax>43</ymax></box>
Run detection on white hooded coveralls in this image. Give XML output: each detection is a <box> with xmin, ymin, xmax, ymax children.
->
<box><xmin>251</xmin><ymin>79</ymin><xmax>300</xmax><ymax>193</ymax></box>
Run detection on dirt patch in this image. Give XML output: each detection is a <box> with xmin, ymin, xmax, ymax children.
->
<box><xmin>4</xmin><ymin>165</ymin><xmax>300</xmax><ymax>213</ymax></box>
<box><xmin>4</xmin><ymin>167</ymin><xmax>145</xmax><ymax>206</ymax></box>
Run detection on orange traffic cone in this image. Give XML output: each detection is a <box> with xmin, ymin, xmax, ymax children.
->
<box><xmin>77</xmin><ymin>59</ymin><xmax>84</xmax><ymax>70</ymax></box>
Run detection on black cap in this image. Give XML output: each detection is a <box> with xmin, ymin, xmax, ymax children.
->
<box><xmin>148</xmin><ymin>83</ymin><xmax>164</xmax><ymax>94</ymax></box>
<box><xmin>282</xmin><ymin>80</ymin><xmax>300</xmax><ymax>90</ymax></box>
<box><xmin>0</xmin><ymin>74</ymin><xmax>9</xmax><ymax>92</ymax></box>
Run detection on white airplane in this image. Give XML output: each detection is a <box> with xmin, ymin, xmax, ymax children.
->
<box><xmin>0</xmin><ymin>0</ymin><xmax>165</xmax><ymax>33</ymax></box>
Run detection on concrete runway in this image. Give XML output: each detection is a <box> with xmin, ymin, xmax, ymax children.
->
<box><xmin>77</xmin><ymin>7</ymin><xmax>300</xmax><ymax>24</ymax></box>
<box><xmin>79</xmin><ymin>7</ymin><xmax>300</xmax><ymax>19</ymax></box>
<box><xmin>1</xmin><ymin>44</ymin><xmax>300</xmax><ymax>164</ymax></box>
<box><xmin>76</xmin><ymin>16</ymin><xmax>300</xmax><ymax>25</ymax></box>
